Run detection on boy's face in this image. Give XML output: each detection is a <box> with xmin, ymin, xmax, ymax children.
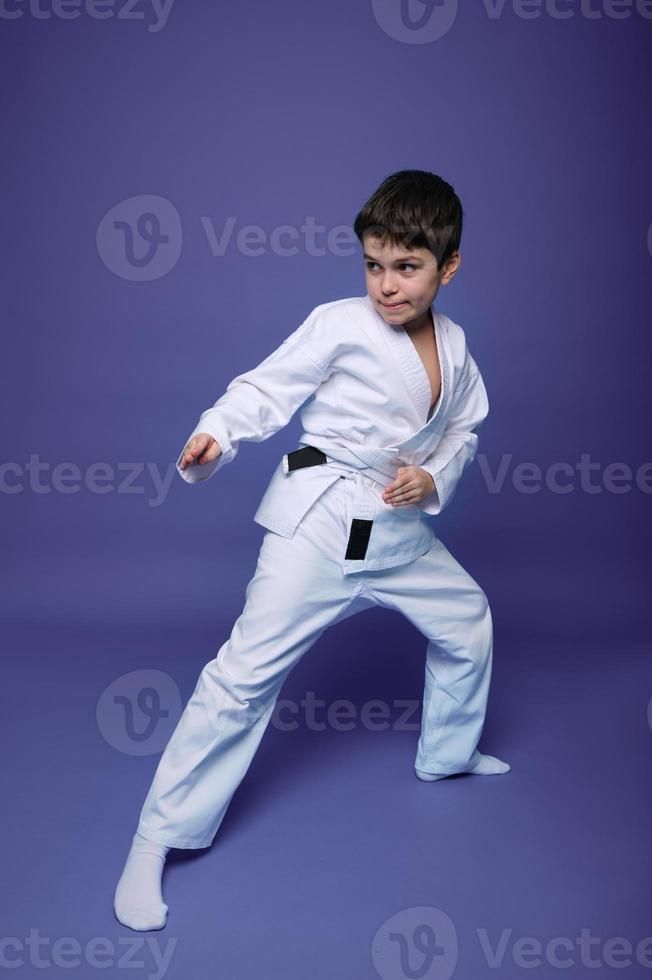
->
<box><xmin>362</xmin><ymin>233</ymin><xmax>460</xmax><ymax>330</ymax></box>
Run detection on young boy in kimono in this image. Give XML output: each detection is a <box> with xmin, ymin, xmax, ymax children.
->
<box><xmin>114</xmin><ymin>169</ymin><xmax>510</xmax><ymax>931</ymax></box>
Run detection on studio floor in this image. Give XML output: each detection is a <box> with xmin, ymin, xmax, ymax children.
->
<box><xmin>2</xmin><ymin>613</ymin><xmax>650</xmax><ymax>980</ymax></box>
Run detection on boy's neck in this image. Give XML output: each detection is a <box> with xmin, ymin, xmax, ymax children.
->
<box><xmin>400</xmin><ymin>305</ymin><xmax>433</xmax><ymax>335</ymax></box>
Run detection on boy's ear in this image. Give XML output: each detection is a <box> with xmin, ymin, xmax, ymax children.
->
<box><xmin>440</xmin><ymin>250</ymin><xmax>461</xmax><ymax>285</ymax></box>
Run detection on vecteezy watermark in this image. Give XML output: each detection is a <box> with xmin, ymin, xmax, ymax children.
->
<box><xmin>200</xmin><ymin>215</ymin><xmax>360</xmax><ymax>258</ymax></box>
<box><xmin>370</xmin><ymin>907</ymin><xmax>652</xmax><ymax>978</ymax></box>
<box><xmin>477</xmin><ymin>927</ymin><xmax>652</xmax><ymax>971</ymax></box>
<box><xmin>0</xmin><ymin>931</ymin><xmax>177</xmax><ymax>980</ymax></box>
<box><xmin>96</xmin><ymin>195</ymin><xmax>404</xmax><ymax>281</ymax></box>
<box><xmin>477</xmin><ymin>453</ymin><xmax>652</xmax><ymax>495</ymax></box>
<box><xmin>97</xmin><ymin>195</ymin><xmax>183</xmax><ymax>281</ymax></box>
<box><xmin>271</xmin><ymin>692</ymin><xmax>421</xmax><ymax>733</ymax></box>
<box><xmin>99</xmin><ymin>661</ymin><xmax>423</xmax><ymax>744</ymax></box>
<box><xmin>0</xmin><ymin>455</ymin><xmax>177</xmax><ymax>508</ymax></box>
<box><xmin>0</xmin><ymin>0</ymin><xmax>175</xmax><ymax>32</ymax></box>
<box><xmin>371</xmin><ymin>906</ymin><xmax>459</xmax><ymax>980</ymax></box>
<box><xmin>371</xmin><ymin>0</ymin><xmax>652</xmax><ymax>44</ymax></box>
<box><xmin>96</xmin><ymin>669</ymin><xmax>183</xmax><ymax>756</ymax></box>
<box><xmin>3</xmin><ymin>453</ymin><xmax>652</xmax><ymax>504</ymax></box>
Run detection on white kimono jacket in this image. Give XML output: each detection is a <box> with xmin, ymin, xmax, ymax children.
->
<box><xmin>176</xmin><ymin>293</ymin><xmax>489</xmax><ymax>574</ymax></box>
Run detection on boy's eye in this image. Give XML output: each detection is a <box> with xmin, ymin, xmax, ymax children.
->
<box><xmin>366</xmin><ymin>261</ymin><xmax>416</xmax><ymax>272</ymax></box>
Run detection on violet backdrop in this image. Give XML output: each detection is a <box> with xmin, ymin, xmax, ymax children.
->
<box><xmin>1</xmin><ymin>2</ymin><xmax>650</xmax><ymax>978</ymax></box>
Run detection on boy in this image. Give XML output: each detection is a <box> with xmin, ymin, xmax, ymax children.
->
<box><xmin>114</xmin><ymin>170</ymin><xmax>510</xmax><ymax>932</ymax></box>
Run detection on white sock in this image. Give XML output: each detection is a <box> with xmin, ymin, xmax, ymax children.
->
<box><xmin>416</xmin><ymin>753</ymin><xmax>510</xmax><ymax>782</ymax></box>
<box><xmin>114</xmin><ymin>831</ymin><xmax>170</xmax><ymax>931</ymax></box>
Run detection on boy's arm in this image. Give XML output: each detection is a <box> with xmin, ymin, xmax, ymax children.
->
<box><xmin>177</xmin><ymin>312</ymin><xmax>332</xmax><ymax>484</ymax></box>
<box><xmin>415</xmin><ymin>349</ymin><xmax>489</xmax><ymax>515</ymax></box>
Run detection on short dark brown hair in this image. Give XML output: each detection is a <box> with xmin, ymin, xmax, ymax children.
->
<box><xmin>353</xmin><ymin>170</ymin><xmax>463</xmax><ymax>271</ymax></box>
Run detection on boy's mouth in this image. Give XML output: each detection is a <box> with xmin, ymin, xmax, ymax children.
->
<box><xmin>381</xmin><ymin>301</ymin><xmax>408</xmax><ymax>310</ymax></box>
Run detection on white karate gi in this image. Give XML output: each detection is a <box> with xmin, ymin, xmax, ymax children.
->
<box><xmin>136</xmin><ymin>294</ymin><xmax>494</xmax><ymax>849</ymax></box>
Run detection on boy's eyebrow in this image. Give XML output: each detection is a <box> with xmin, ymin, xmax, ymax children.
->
<box><xmin>363</xmin><ymin>252</ymin><xmax>423</xmax><ymax>263</ymax></box>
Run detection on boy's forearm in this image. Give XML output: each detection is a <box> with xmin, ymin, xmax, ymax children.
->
<box><xmin>415</xmin><ymin>437</ymin><xmax>477</xmax><ymax>515</ymax></box>
<box><xmin>176</xmin><ymin>324</ymin><xmax>330</xmax><ymax>485</ymax></box>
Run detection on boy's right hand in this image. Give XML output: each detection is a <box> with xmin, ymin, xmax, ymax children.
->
<box><xmin>179</xmin><ymin>433</ymin><xmax>222</xmax><ymax>471</ymax></box>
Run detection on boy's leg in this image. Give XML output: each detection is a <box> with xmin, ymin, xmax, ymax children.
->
<box><xmin>136</xmin><ymin>481</ymin><xmax>373</xmax><ymax>850</ymax></box>
<box><xmin>365</xmin><ymin>536</ymin><xmax>496</xmax><ymax>777</ymax></box>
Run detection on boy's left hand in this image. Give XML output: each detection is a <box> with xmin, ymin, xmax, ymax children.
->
<box><xmin>382</xmin><ymin>466</ymin><xmax>436</xmax><ymax>507</ymax></box>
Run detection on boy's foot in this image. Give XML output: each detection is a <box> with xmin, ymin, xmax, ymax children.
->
<box><xmin>415</xmin><ymin>753</ymin><xmax>510</xmax><ymax>782</ymax></box>
<box><xmin>114</xmin><ymin>831</ymin><xmax>170</xmax><ymax>931</ymax></box>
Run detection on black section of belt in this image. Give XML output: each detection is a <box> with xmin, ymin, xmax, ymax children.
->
<box><xmin>286</xmin><ymin>446</ymin><xmax>327</xmax><ymax>471</ymax></box>
<box><xmin>345</xmin><ymin>518</ymin><xmax>374</xmax><ymax>561</ymax></box>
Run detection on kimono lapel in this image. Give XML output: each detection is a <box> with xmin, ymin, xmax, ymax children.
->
<box><xmin>397</xmin><ymin>314</ymin><xmax>451</xmax><ymax>453</ymax></box>
<box><xmin>362</xmin><ymin>294</ymin><xmax>450</xmax><ymax>446</ymax></box>
<box><xmin>371</xmin><ymin>304</ymin><xmax>432</xmax><ymax>421</ymax></box>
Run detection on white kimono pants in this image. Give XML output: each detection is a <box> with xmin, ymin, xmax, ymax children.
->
<box><xmin>136</xmin><ymin>476</ymin><xmax>493</xmax><ymax>849</ymax></box>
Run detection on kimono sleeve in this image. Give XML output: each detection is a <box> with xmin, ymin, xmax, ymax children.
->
<box><xmin>416</xmin><ymin>349</ymin><xmax>489</xmax><ymax>515</ymax></box>
<box><xmin>176</xmin><ymin>310</ymin><xmax>333</xmax><ymax>484</ymax></box>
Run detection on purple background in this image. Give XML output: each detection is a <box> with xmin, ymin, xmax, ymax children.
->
<box><xmin>2</xmin><ymin>2</ymin><xmax>651</xmax><ymax>978</ymax></box>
